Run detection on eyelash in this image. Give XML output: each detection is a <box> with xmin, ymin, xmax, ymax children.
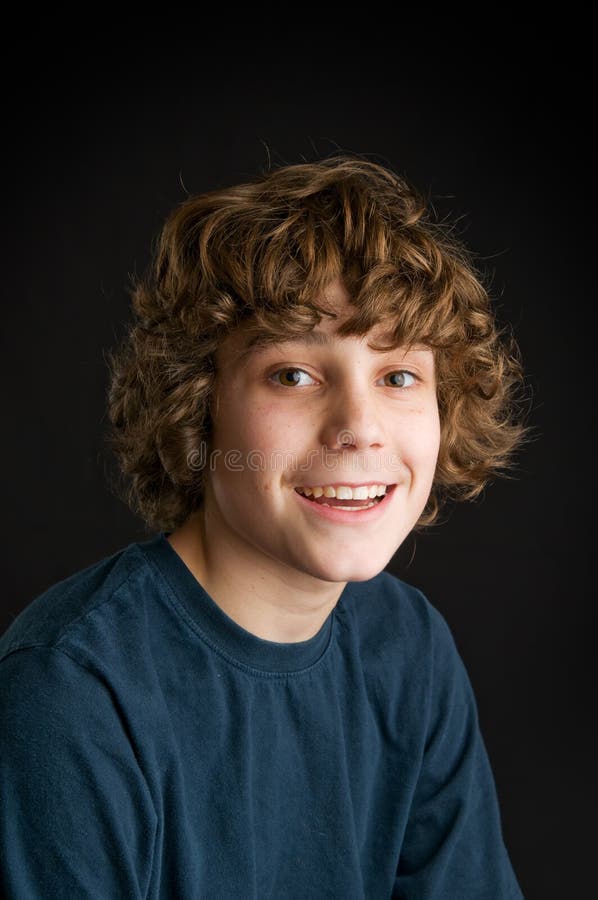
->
<box><xmin>268</xmin><ymin>368</ymin><xmax>421</xmax><ymax>389</ymax></box>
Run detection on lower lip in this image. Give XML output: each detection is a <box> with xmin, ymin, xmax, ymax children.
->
<box><xmin>293</xmin><ymin>485</ymin><xmax>398</xmax><ymax>524</ymax></box>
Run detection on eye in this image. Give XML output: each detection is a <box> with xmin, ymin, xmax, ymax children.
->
<box><xmin>379</xmin><ymin>370</ymin><xmax>418</xmax><ymax>388</ymax></box>
<box><xmin>269</xmin><ymin>367</ymin><xmax>317</xmax><ymax>387</ymax></box>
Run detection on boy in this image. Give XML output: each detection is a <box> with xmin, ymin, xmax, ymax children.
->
<box><xmin>0</xmin><ymin>154</ymin><xmax>526</xmax><ymax>897</ymax></box>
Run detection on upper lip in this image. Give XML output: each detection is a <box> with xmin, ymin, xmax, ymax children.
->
<box><xmin>294</xmin><ymin>482</ymin><xmax>396</xmax><ymax>488</ymax></box>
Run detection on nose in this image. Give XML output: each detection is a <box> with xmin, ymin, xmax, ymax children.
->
<box><xmin>318</xmin><ymin>379</ymin><xmax>385</xmax><ymax>452</ymax></box>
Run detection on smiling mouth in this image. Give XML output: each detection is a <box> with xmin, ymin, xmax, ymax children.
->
<box><xmin>294</xmin><ymin>484</ymin><xmax>397</xmax><ymax>510</ymax></box>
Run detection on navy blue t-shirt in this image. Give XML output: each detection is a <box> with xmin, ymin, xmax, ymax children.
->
<box><xmin>0</xmin><ymin>533</ymin><xmax>524</xmax><ymax>898</ymax></box>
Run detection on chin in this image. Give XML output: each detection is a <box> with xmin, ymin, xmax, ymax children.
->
<box><xmin>306</xmin><ymin>554</ymin><xmax>392</xmax><ymax>585</ymax></box>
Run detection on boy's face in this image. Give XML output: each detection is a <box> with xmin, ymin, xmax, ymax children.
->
<box><xmin>204</xmin><ymin>279</ymin><xmax>441</xmax><ymax>584</ymax></box>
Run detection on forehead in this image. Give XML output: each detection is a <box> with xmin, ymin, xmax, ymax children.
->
<box><xmin>216</xmin><ymin>278</ymin><xmax>429</xmax><ymax>365</ymax></box>
<box><xmin>216</xmin><ymin>325</ymin><xmax>432</xmax><ymax>370</ymax></box>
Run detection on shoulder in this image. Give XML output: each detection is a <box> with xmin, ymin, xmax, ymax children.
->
<box><xmin>0</xmin><ymin>537</ymin><xmax>158</xmax><ymax>664</ymax></box>
<box><xmin>337</xmin><ymin>569</ymin><xmax>467</xmax><ymax>705</ymax></box>
<box><xmin>339</xmin><ymin>568</ymin><xmax>456</xmax><ymax>659</ymax></box>
<box><xmin>0</xmin><ymin>535</ymin><xmax>174</xmax><ymax>741</ymax></box>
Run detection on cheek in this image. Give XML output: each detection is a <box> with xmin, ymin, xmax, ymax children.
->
<box><xmin>213</xmin><ymin>393</ymin><xmax>279</xmax><ymax>448</ymax></box>
<box><xmin>423</xmin><ymin>422</ymin><xmax>442</xmax><ymax>471</ymax></box>
<box><xmin>425</xmin><ymin>412</ymin><xmax>442</xmax><ymax>458</ymax></box>
<box><xmin>400</xmin><ymin>409</ymin><xmax>441</xmax><ymax>471</ymax></box>
<box><xmin>233</xmin><ymin>401</ymin><xmax>302</xmax><ymax>453</ymax></box>
<box><xmin>211</xmin><ymin>396</ymin><xmax>304</xmax><ymax>491</ymax></box>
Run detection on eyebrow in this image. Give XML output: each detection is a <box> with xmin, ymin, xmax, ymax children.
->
<box><xmin>238</xmin><ymin>330</ymin><xmax>403</xmax><ymax>362</ymax></box>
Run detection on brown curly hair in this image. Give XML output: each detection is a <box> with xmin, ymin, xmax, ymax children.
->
<box><xmin>104</xmin><ymin>153</ymin><xmax>528</xmax><ymax>532</ymax></box>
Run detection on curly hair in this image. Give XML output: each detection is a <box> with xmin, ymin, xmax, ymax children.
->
<box><xmin>105</xmin><ymin>153</ymin><xmax>528</xmax><ymax>532</ymax></box>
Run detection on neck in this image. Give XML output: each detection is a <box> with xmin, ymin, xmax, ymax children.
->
<box><xmin>166</xmin><ymin>506</ymin><xmax>345</xmax><ymax>644</ymax></box>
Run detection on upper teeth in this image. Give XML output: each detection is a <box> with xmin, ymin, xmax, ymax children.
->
<box><xmin>296</xmin><ymin>484</ymin><xmax>388</xmax><ymax>500</ymax></box>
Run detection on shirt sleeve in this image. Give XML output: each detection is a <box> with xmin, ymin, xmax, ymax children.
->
<box><xmin>0</xmin><ymin>645</ymin><xmax>157</xmax><ymax>899</ymax></box>
<box><xmin>393</xmin><ymin>608</ymin><xmax>525</xmax><ymax>900</ymax></box>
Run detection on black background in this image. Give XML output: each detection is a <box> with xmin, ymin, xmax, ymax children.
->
<box><xmin>1</xmin><ymin>23</ymin><xmax>593</xmax><ymax>898</ymax></box>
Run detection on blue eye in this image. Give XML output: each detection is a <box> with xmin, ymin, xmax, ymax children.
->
<box><xmin>382</xmin><ymin>371</ymin><xmax>418</xmax><ymax>388</ymax></box>
<box><xmin>270</xmin><ymin>368</ymin><xmax>316</xmax><ymax>387</ymax></box>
